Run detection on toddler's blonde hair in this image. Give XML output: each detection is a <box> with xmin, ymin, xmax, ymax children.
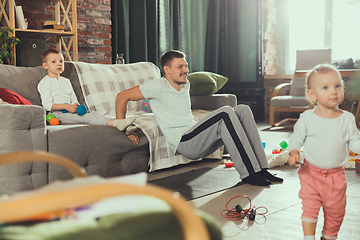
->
<box><xmin>305</xmin><ymin>64</ymin><xmax>342</xmax><ymax>92</ymax></box>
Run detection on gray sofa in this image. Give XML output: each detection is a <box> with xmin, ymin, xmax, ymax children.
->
<box><xmin>0</xmin><ymin>62</ymin><xmax>236</xmax><ymax>195</ymax></box>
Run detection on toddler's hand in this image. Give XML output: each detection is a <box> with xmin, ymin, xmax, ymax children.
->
<box><xmin>65</xmin><ymin>104</ymin><xmax>77</xmax><ymax>113</ymax></box>
<box><xmin>288</xmin><ymin>150</ymin><xmax>300</xmax><ymax>166</ymax></box>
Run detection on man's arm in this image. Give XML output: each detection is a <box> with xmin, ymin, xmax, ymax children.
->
<box><xmin>115</xmin><ymin>86</ymin><xmax>145</xmax><ymax>119</ymax></box>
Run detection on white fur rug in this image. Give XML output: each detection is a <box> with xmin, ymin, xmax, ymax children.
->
<box><xmin>267</xmin><ymin>150</ymin><xmax>356</xmax><ymax>169</ymax></box>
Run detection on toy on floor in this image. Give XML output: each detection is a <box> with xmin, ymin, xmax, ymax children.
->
<box><xmin>221</xmin><ymin>195</ymin><xmax>268</xmax><ymax>221</ymax></box>
<box><xmin>225</xmin><ymin>162</ymin><xmax>233</xmax><ymax>168</ymax></box>
<box><xmin>46</xmin><ymin>113</ymin><xmax>60</xmax><ymax>125</ymax></box>
<box><xmin>267</xmin><ymin>147</ymin><xmax>357</xmax><ymax>169</ymax></box>
<box><xmin>271</xmin><ymin>140</ymin><xmax>289</xmax><ymax>154</ymax></box>
<box><xmin>222</xmin><ymin>159</ymin><xmax>233</xmax><ymax>168</ymax></box>
<box><xmin>349</xmin><ymin>150</ymin><xmax>358</xmax><ymax>156</ymax></box>
<box><xmin>279</xmin><ymin>140</ymin><xmax>288</xmax><ymax>150</ymax></box>
<box><xmin>354</xmin><ymin>159</ymin><xmax>360</xmax><ymax>173</ymax></box>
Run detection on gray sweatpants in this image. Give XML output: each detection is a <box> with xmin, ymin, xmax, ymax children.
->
<box><xmin>176</xmin><ymin>105</ymin><xmax>268</xmax><ymax>179</ymax></box>
<box><xmin>53</xmin><ymin>111</ymin><xmax>110</xmax><ymax>125</ymax></box>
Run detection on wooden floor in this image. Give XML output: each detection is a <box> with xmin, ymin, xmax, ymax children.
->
<box><xmin>148</xmin><ymin>122</ymin><xmax>360</xmax><ymax>240</ymax></box>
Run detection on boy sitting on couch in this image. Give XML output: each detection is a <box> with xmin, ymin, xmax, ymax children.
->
<box><xmin>37</xmin><ymin>49</ymin><xmax>136</xmax><ymax>132</ymax></box>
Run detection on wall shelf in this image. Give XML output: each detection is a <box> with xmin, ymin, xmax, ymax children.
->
<box><xmin>0</xmin><ymin>0</ymin><xmax>78</xmax><ymax>65</ymax></box>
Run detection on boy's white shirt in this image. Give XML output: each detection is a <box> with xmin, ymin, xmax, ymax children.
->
<box><xmin>37</xmin><ymin>75</ymin><xmax>79</xmax><ymax>111</ymax></box>
<box><xmin>289</xmin><ymin>109</ymin><xmax>360</xmax><ymax>169</ymax></box>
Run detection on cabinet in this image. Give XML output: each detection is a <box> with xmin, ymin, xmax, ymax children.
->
<box><xmin>0</xmin><ymin>0</ymin><xmax>78</xmax><ymax>65</ymax></box>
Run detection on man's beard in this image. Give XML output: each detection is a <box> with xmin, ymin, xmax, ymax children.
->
<box><xmin>173</xmin><ymin>73</ymin><xmax>188</xmax><ymax>85</ymax></box>
<box><xmin>173</xmin><ymin>79</ymin><xmax>187</xmax><ymax>85</ymax></box>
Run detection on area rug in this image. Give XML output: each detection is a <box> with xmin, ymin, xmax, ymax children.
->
<box><xmin>148</xmin><ymin>166</ymin><xmax>241</xmax><ymax>200</ymax></box>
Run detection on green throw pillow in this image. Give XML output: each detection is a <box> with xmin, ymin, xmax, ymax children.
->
<box><xmin>187</xmin><ymin>72</ymin><xmax>228</xmax><ymax>96</ymax></box>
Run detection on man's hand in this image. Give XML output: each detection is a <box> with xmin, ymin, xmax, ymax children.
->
<box><xmin>127</xmin><ymin>131</ymin><xmax>139</xmax><ymax>144</ymax></box>
<box><xmin>288</xmin><ymin>150</ymin><xmax>300</xmax><ymax>166</ymax></box>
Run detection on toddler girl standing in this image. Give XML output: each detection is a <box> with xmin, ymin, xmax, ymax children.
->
<box><xmin>288</xmin><ymin>64</ymin><xmax>360</xmax><ymax>240</ymax></box>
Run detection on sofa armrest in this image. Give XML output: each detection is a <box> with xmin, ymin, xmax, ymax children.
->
<box><xmin>0</xmin><ymin>104</ymin><xmax>48</xmax><ymax>194</ymax></box>
<box><xmin>0</xmin><ymin>103</ymin><xmax>45</xmax><ymax>131</ymax></box>
<box><xmin>190</xmin><ymin>94</ymin><xmax>237</xmax><ymax>110</ymax></box>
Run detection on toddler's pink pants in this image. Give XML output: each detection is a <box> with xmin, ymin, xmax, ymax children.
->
<box><xmin>298</xmin><ymin>160</ymin><xmax>347</xmax><ymax>240</ymax></box>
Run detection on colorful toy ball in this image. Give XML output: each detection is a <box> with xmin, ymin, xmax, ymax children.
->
<box><xmin>49</xmin><ymin>118</ymin><xmax>59</xmax><ymax>125</ymax></box>
<box><xmin>46</xmin><ymin>113</ymin><xmax>56</xmax><ymax>123</ymax></box>
<box><xmin>76</xmin><ymin>105</ymin><xmax>87</xmax><ymax>116</ymax></box>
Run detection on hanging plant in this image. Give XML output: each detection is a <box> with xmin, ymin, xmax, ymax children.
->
<box><xmin>0</xmin><ymin>27</ymin><xmax>20</xmax><ymax>64</ymax></box>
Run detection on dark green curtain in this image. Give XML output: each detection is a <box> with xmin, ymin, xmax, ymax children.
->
<box><xmin>112</xmin><ymin>0</ymin><xmax>261</xmax><ymax>84</ymax></box>
<box><xmin>111</xmin><ymin>0</ymin><xmax>159</xmax><ymax>64</ymax></box>
<box><xmin>112</xmin><ymin>0</ymin><xmax>209</xmax><ymax>72</ymax></box>
<box><xmin>205</xmin><ymin>0</ymin><xmax>260</xmax><ymax>85</ymax></box>
<box><xmin>158</xmin><ymin>0</ymin><xmax>209</xmax><ymax>72</ymax></box>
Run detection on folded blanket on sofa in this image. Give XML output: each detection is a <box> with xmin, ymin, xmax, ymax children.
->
<box><xmin>73</xmin><ymin>62</ymin><xmax>223</xmax><ymax>171</ymax></box>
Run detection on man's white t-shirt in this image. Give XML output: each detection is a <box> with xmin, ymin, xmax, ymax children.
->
<box><xmin>37</xmin><ymin>75</ymin><xmax>79</xmax><ymax>111</ymax></box>
<box><xmin>140</xmin><ymin>77</ymin><xmax>196</xmax><ymax>153</ymax></box>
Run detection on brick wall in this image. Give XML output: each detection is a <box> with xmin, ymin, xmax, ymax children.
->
<box><xmin>16</xmin><ymin>0</ymin><xmax>112</xmax><ymax>64</ymax></box>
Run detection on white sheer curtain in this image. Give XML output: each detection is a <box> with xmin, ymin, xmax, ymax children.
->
<box><xmin>284</xmin><ymin>0</ymin><xmax>360</xmax><ymax>73</ymax></box>
<box><xmin>332</xmin><ymin>0</ymin><xmax>360</xmax><ymax>60</ymax></box>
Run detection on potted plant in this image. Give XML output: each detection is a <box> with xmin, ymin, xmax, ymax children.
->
<box><xmin>0</xmin><ymin>27</ymin><xmax>20</xmax><ymax>64</ymax></box>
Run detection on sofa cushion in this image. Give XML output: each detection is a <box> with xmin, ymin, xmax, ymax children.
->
<box><xmin>187</xmin><ymin>72</ymin><xmax>228</xmax><ymax>96</ymax></box>
<box><xmin>0</xmin><ymin>65</ymin><xmax>47</xmax><ymax>106</ymax></box>
<box><xmin>270</xmin><ymin>96</ymin><xmax>310</xmax><ymax>107</ymax></box>
<box><xmin>73</xmin><ymin>62</ymin><xmax>161</xmax><ymax>116</ymax></box>
<box><xmin>62</xmin><ymin>62</ymin><xmax>87</xmax><ymax>106</ymax></box>
<box><xmin>0</xmin><ymin>87</ymin><xmax>32</xmax><ymax>105</ymax></box>
<box><xmin>332</xmin><ymin>58</ymin><xmax>355</xmax><ymax>69</ymax></box>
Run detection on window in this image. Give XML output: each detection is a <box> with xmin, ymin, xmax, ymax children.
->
<box><xmin>285</xmin><ymin>0</ymin><xmax>360</xmax><ymax>73</ymax></box>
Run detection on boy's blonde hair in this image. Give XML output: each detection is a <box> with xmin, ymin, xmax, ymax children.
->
<box><xmin>42</xmin><ymin>49</ymin><xmax>61</xmax><ymax>63</ymax></box>
<box><xmin>305</xmin><ymin>64</ymin><xmax>342</xmax><ymax>92</ymax></box>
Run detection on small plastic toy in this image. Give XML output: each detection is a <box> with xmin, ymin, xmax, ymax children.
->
<box><xmin>350</xmin><ymin>150</ymin><xmax>358</xmax><ymax>156</ymax></box>
<box><xmin>76</xmin><ymin>105</ymin><xmax>87</xmax><ymax>116</ymax></box>
<box><xmin>354</xmin><ymin>159</ymin><xmax>360</xmax><ymax>173</ymax></box>
<box><xmin>279</xmin><ymin>140</ymin><xmax>288</xmax><ymax>150</ymax></box>
<box><xmin>49</xmin><ymin>118</ymin><xmax>59</xmax><ymax>125</ymax></box>
<box><xmin>272</xmin><ymin>141</ymin><xmax>288</xmax><ymax>154</ymax></box>
<box><xmin>272</xmin><ymin>149</ymin><xmax>282</xmax><ymax>154</ymax></box>
<box><xmin>46</xmin><ymin>113</ymin><xmax>56</xmax><ymax>123</ymax></box>
<box><xmin>141</xmin><ymin>99</ymin><xmax>152</xmax><ymax>113</ymax></box>
<box><xmin>46</xmin><ymin>113</ymin><xmax>60</xmax><ymax>125</ymax></box>
<box><xmin>225</xmin><ymin>162</ymin><xmax>233</xmax><ymax>168</ymax></box>
<box><xmin>62</xmin><ymin>104</ymin><xmax>87</xmax><ymax>116</ymax></box>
